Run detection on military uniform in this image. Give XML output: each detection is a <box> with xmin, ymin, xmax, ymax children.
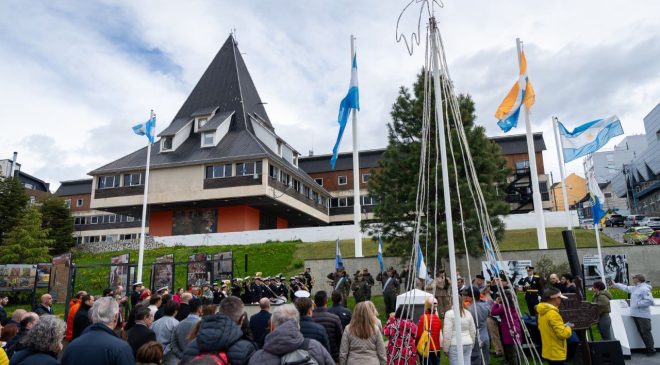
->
<box><xmin>352</xmin><ymin>277</ymin><xmax>368</xmax><ymax>303</ymax></box>
<box><xmin>362</xmin><ymin>271</ymin><xmax>375</xmax><ymax>300</ymax></box>
<box><xmin>378</xmin><ymin>270</ymin><xmax>400</xmax><ymax>316</ymax></box>
<box><xmin>519</xmin><ymin>270</ymin><xmax>542</xmax><ymax>316</ymax></box>
<box><xmin>331</xmin><ymin>273</ymin><xmax>351</xmax><ymax>306</ymax></box>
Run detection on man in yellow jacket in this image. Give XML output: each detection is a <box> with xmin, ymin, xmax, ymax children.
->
<box><xmin>537</xmin><ymin>287</ymin><xmax>574</xmax><ymax>365</ymax></box>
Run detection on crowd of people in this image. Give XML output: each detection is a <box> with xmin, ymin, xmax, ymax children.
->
<box><xmin>0</xmin><ymin>265</ymin><xmax>655</xmax><ymax>365</ymax></box>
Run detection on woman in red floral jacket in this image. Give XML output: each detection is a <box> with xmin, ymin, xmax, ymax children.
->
<box><xmin>384</xmin><ymin>306</ymin><xmax>418</xmax><ymax>365</ymax></box>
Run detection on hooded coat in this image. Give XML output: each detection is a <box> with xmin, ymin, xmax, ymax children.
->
<box><xmin>537</xmin><ymin>302</ymin><xmax>572</xmax><ymax>361</ymax></box>
<box><xmin>180</xmin><ymin>314</ymin><xmax>257</xmax><ymax>365</ymax></box>
<box><xmin>248</xmin><ymin>320</ymin><xmax>334</xmax><ymax>365</ymax></box>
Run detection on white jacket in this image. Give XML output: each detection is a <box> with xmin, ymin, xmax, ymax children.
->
<box><xmin>442</xmin><ymin>309</ymin><xmax>477</xmax><ymax>349</ymax></box>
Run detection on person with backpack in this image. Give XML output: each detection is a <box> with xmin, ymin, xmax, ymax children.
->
<box><xmin>180</xmin><ymin>297</ymin><xmax>256</xmax><ymax>365</ymax></box>
<box><xmin>248</xmin><ymin>304</ymin><xmax>334</xmax><ymax>365</ymax></box>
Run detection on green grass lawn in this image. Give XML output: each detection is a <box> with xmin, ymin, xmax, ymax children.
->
<box><xmin>498</xmin><ymin>227</ymin><xmax>618</xmax><ymax>250</ymax></box>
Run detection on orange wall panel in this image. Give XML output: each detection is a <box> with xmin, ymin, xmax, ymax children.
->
<box><xmin>276</xmin><ymin>217</ymin><xmax>288</xmax><ymax>229</ymax></box>
<box><xmin>218</xmin><ymin>205</ymin><xmax>260</xmax><ymax>233</ymax></box>
<box><xmin>149</xmin><ymin>211</ymin><xmax>173</xmax><ymax>236</ymax></box>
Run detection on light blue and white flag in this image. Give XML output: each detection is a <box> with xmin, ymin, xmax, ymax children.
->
<box><xmin>587</xmin><ymin>168</ymin><xmax>606</xmax><ymax>224</ymax></box>
<box><xmin>416</xmin><ymin>242</ymin><xmax>427</xmax><ymax>280</ymax></box>
<box><xmin>132</xmin><ymin>116</ymin><xmax>156</xmax><ymax>144</ymax></box>
<box><xmin>377</xmin><ymin>237</ymin><xmax>385</xmax><ymax>273</ymax></box>
<box><xmin>330</xmin><ymin>49</ymin><xmax>360</xmax><ymax>169</ymax></box>
<box><xmin>335</xmin><ymin>238</ymin><xmax>344</xmax><ymax>270</ymax></box>
<box><xmin>558</xmin><ymin>115</ymin><xmax>624</xmax><ymax>162</ymax></box>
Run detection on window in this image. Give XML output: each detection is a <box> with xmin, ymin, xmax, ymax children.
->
<box><xmin>515</xmin><ymin>160</ymin><xmax>530</xmax><ymax>171</ymax></box>
<box><xmin>302</xmin><ymin>185</ymin><xmax>310</xmax><ymax>198</ymax></box>
<box><xmin>293</xmin><ymin>179</ymin><xmax>301</xmax><ymax>193</ymax></box>
<box><xmin>98</xmin><ymin>175</ymin><xmax>119</xmax><ymax>189</ymax></box>
<box><xmin>362</xmin><ymin>195</ymin><xmax>376</xmax><ymax>205</ymax></box>
<box><xmin>29</xmin><ymin>196</ymin><xmax>36</xmax><ymax>205</ymax></box>
<box><xmin>235</xmin><ymin>161</ymin><xmax>262</xmax><ymax>176</ymax></box>
<box><xmin>312</xmin><ymin>191</ymin><xmax>319</xmax><ymax>202</ymax></box>
<box><xmin>362</xmin><ymin>174</ymin><xmax>370</xmax><ymax>183</ymax></box>
<box><xmin>206</xmin><ymin>164</ymin><xmax>233</xmax><ymax>179</ymax></box>
<box><xmin>197</xmin><ymin>117</ymin><xmax>208</xmax><ymax>129</ymax></box>
<box><xmin>161</xmin><ymin>137</ymin><xmax>173</xmax><ymax>151</ymax></box>
<box><xmin>280</xmin><ymin>171</ymin><xmax>291</xmax><ymax>186</ymax></box>
<box><xmin>74</xmin><ymin>217</ymin><xmax>86</xmax><ymax>225</ymax></box>
<box><xmin>64</xmin><ymin>199</ymin><xmax>71</xmax><ymax>209</ymax></box>
<box><xmin>126</xmin><ymin>216</ymin><xmax>135</xmax><ymax>222</ymax></box>
<box><xmin>269</xmin><ymin>165</ymin><xmax>279</xmax><ymax>179</ymax></box>
<box><xmin>107</xmin><ymin>214</ymin><xmax>116</xmax><ymax>223</ymax></box>
<box><xmin>90</xmin><ymin>216</ymin><xmax>99</xmax><ymax>224</ymax></box>
<box><xmin>24</xmin><ymin>183</ymin><xmax>34</xmax><ymax>189</ymax></box>
<box><xmin>76</xmin><ymin>199</ymin><xmax>83</xmax><ymax>207</ymax></box>
<box><xmin>604</xmin><ymin>192</ymin><xmax>612</xmax><ymax>198</ymax></box>
<box><xmin>123</xmin><ymin>172</ymin><xmax>144</xmax><ymax>187</ymax></box>
<box><xmin>202</xmin><ymin>132</ymin><xmax>215</xmax><ymax>147</ymax></box>
<box><xmin>314</xmin><ymin>178</ymin><xmax>323</xmax><ymax>186</ymax></box>
<box><xmin>338</xmin><ymin>197</ymin><xmax>348</xmax><ymax>207</ymax></box>
<box><xmin>338</xmin><ymin>175</ymin><xmax>348</xmax><ymax>185</ymax></box>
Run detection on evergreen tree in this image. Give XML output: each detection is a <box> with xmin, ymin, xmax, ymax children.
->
<box><xmin>367</xmin><ymin>70</ymin><xmax>510</xmax><ymax>261</ymax></box>
<box><xmin>40</xmin><ymin>196</ymin><xmax>75</xmax><ymax>255</ymax></box>
<box><xmin>0</xmin><ymin>177</ymin><xmax>29</xmax><ymax>244</ymax></box>
<box><xmin>0</xmin><ymin>206</ymin><xmax>52</xmax><ymax>264</ymax></box>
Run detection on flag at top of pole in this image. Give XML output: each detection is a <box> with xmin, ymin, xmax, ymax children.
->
<box><xmin>377</xmin><ymin>237</ymin><xmax>385</xmax><ymax>273</ymax></box>
<box><xmin>132</xmin><ymin>116</ymin><xmax>156</xmax><ymax>143</ymax></box>
<box><xmin>558</xmin><ymin>116</ymin><xmax>624</xmax><ymax>163</ymax></box>
<box><xmin>330</xmin><ymin>44</ymin><xmax>360</xmax><ymax>169</ymax></box>
<box><xmin>335</xmin><ymin>238</ymin><xmax>344</xmax><ymax>270</ymax></box>
<box><xmin>495</xmin><ymin>49</ymin><xmax>535</xmax><ymax>133</ymax></box>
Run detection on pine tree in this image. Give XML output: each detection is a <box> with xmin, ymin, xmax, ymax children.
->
<box><xmin>366</xmin><ymin>70</ymin><xmax>510</xmax><ymax>261</ymax></box>
<box><xmin>0</xmin><ymin>177</ymin><xmax>29</xmax><ymax>244</ymax></box>
<box><xmin>0</xmin><ymin>206</ymin><xmax>52</xmax><ymax>264</ymax></box>
<box><xmin>40</xmin><ymin>196</ymin><xmax>75</xmax><ymax>255</ymax></box>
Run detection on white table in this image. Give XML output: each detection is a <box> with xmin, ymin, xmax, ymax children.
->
<box><xmin>609</xmin><ymin>299</ymin><xmax>660</xmax><ymax>355</ymax></box>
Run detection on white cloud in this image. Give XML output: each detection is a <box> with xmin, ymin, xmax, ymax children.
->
<box><xmin>1</xmin><ymin>0</ymin><xmax>659</xmax><ymax>190</ymax></box>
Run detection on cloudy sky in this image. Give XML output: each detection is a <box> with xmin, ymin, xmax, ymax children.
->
<box><xmin>1</xmin><ymin>1</ymin><xmax>659</xmax><ymax>190</ymax></box>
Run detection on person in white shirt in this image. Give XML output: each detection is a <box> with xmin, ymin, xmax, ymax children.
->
<box><xmin>443</xmin><ymin>296</ymin><xmax>476</xmax><ymax>365</ymax></box>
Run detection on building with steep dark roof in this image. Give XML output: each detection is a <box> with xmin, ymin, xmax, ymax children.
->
<box><xmin>89</xmin><ymin>35</ymin><xmax>331</xmax><ymax>236</ymax></box>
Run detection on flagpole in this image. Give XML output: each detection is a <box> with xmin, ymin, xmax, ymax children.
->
<box><xmin>136</xmin><ymin>110</ymin><xmax>154</xmax><ymax>283</ymax></box>
<box><xmin>350</xmin><ymin>34</ymin><xmax>363</xmax><ymax>258</ymax></box>
<box><xmin>430</xmin><ymin>19</ymin><xmax>463</xmax><ymax>365</ymax></box>
<box><xmin>552</xmin><ymin>116</ymin><xmax>573</xmax><ymax>230</ymax></box>
<box><xmin>517</xmin><ymin>38</ymin><xmax>548</xmax><ymax>250</ymax></box>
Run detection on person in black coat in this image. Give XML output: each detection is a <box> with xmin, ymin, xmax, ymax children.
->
<box><xmin>131</xmin><ymin>282</ymin><xmax>144</xmax><ymax>308</ymax></box>
<box><xmin>126</xmin><ymin>306</ymin><xmax>156</xmax><ymax>357</ymax></box>
<box><xmin>175</xmin><ymin>292</ymin><xmax>192</xmax><ymax>322</ymax></box>
<box><xmin>62</xmin><ymin>297</ymin><xmax>134</xmax><ymax>365</ymax></box>
<box><xmin>33</xmin><ymin>294</ymin><xmax>54</xmax><ymax>316</ymax></box>
<box><xmin>181</xmin><ymin>297</ymin><xmax>257</xmax><ymax>365</ymax></box>
<box><xmin>4</xmin><ymin>312</ymin><xmax>39</xmax><ymax>359</ymax></box>
<box><xmin>327</xmin><ymin>291</ymin><xmax>352</xmax><ymax>330</ymax></box>
<box><xmin>10</xmin><ymin>315</ymin><xmax>66</xmax><ymax>365</ymax></box>
<box><xmin>0</xmin><ymin>295</ymin><xmax>8</xmax><ymax>325</ymax></box>
<box><xmin>294</xmin><ymin>297</ymin><xmax>331</xmax><ymax>354</ymax></box>
<box><xmin>72</xmin><ymin>294</ymin><xmax>94</xmax><ymax>340</ymax></box>
<box><xmin>249</xmin><ymin>298</ymin><xmax>272</xmax><ymax>349</ymax></box>
<box><xmin>311</xmin><ymin>291</ymin><xmax>343</xmax><ymax>362</ymax></box>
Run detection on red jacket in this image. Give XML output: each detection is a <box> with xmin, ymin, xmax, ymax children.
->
<box><xmin>65</xmin><ymin>298</ymin><xmax>81</xmax><ymax>341</ymax></box>
<box><xmin>416</xmin><ymin>311</ymin><xmax>442</xmax><ymax>352</ymax></box>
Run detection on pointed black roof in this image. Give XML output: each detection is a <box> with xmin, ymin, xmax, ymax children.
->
<box><xmin>173</xmin><ymin>35</ymin><xmax>273</xmax><ymax>132</ymax></box>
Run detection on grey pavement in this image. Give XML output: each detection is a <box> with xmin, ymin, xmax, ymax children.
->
<box><xmin>626</xmin><ymin>351</ymin><xmax>660</xmax><ymax>364</ymax></box>
<box><xmin>602</xmin><ymin>226</ymin><xmax>627</xmax><ymax>244</ymax></box>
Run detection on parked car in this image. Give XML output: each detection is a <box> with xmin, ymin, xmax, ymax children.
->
<box><xmin>648</xmin><ymin>230</ymin><xmax>660</xmax><ymax>245</ymax></box>
<box><xmin>624</xmin><ymin>215</ymin><xmax>646</xmax><ymax>228</ymax></box>
<box><xmin>623</xmin><ymin>226</ymin><xmax>654</xmax><ymax>244</ymax></box>
<box><xmin>605</xmin><ymin>214</ymin><xmax>625</xmax><ymax>227</ymax></box>
<box><xmin>639</xmin><ymin>217</ymin><xmax>660</xmax><ymax>230</ymax></box>
<box><xmin>580</xmin><ymin>219</ymin><xmax>594</xmax><ymax>229</ymax></box>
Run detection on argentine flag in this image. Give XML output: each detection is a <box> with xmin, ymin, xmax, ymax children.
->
<box><xmin>558</xmin><ymin>116</ymin><xmax>624</xmax><ymax>163</ymax></box>
<box><xmin>377</xmin><ymin>237</ymin><xmax>385</xmax><ymax>273</ymax></box>
<box><xmin>132</xmin><ymin>116</ymin><xmax>156</xmax><ymax>144</ymax></box>
<box><xmin>495</xmin><ymin>50</ymin><xmax>535</xmax><ymax>133</ymax></box>
<box><xmin>587</xmin><ymin>169</ymin><xmax>606</xmax><ymax>224</ymax></box>
<box><xmin>416</xmin><ymin>242</ymin><xmax>427</xmax><ymax>280</ymax></box>
<box><xmin>331</xmin><ymin>49</ymin><xmax>360</xmax><ymax>169</ymax></box>
<box><xmin>335</xmin><ymin>239</ymin><xmax>344</xmax><ymax>270</ymax></box>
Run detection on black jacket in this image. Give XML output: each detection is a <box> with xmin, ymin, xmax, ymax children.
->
<box><xmin>299</xmin><ymin>316</ymin><xmax>330</xmax><ymax>354</ymax></box>
<box><xmin>9</xmin><ymin>349</ymin><xmax>59</xmax><ymax>365</ymax></box>
<box><xmin>175</xmin><ymin>303</ymin><xmax>191</xmax><ymax>322</ymax></box>
<box><xmin>5</xmin><ymin>328</ymin><xmax>29</xmax><ymax>358</ymax></box>
<box><xmin>328</xmin><ymin>304</ymin><xmax>352</xmax><ymax>329</ymax></box>
<box><xmin>181</xmin><ymin>314</ymin><xmax>257</xmax><ymax>365</ymax></box>
<box><xmin>62</xmin><ymin>323</ymin><xmax>134</xmax><ymax>365</ymax></box>
<box><xmin>311</xmin><ymin>308</ymin><xmax>343</xmax><ymax>361</ymax></box>
<box><xmin>249</xmin><ymin>310</ymin><xmax>272</xmax><ymax>349</ymax></box>
<box><xmin>126</xmin><ymin>323</ymin><xmax>156</xmax><ymax>356</ymax></box>
<box><xmin>0</xmin><ymin>305</ymin><xmax>7</xmax><ymax>325</ymax></box>
<box><xmin>130</xmin><ymin>291</ymin><xmax>141</xmax><ymax>308</ymax></box>
<box><xmin>72</xmin><ymin>304</ymin><xmax>92</xmax><ymax>339</ymax></box>
<box><xmin>33</xmin><ymin>304</ymin><xmax>53</xmax><ymax>316</ymax></box>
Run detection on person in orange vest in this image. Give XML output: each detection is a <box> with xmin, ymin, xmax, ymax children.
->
<box><xmin>65</xmin><ymin>291</ymin><xmax>87</xmax><ymax>342</ymax></box>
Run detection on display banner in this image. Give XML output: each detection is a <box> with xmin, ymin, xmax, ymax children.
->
<box><xmin>151</xmin><ymin>254</ymin><xmax>174</xmax><ymax>291</ymax></box>
<box><xmin>50</xmin><ymin>253</ymin><xmax>71</xmax><ymax>303</ymax></box>
<box><xmin>109</xmin><ymin>254</ymin><xmax>130</xmax><ymax>291</ymax></box>
<box><xmin>583</xmin><ymin>254</ymin><xmax>629</xmax><ymax>286</ymax></box>
<box><xmin>0</xmin><ymin>264</ymin><xmax>37</xmax><ymax>292</ymax></box>
<box><xmin>187</xmin><ymin>253</ymin><xmax>209</xmax><ymax>288</ymax></box>
<box><xmin>481</xmin><ymin>259</ymin><xmax>532</xmax><ymax>287</ymax></box>
<box><xmin>36</xmin><ymin>263</ymin><xmax>51</xmax><ymax>288</ymax></box>
<box><xmin>212</xmin><ymin>251</ymin><xmax>233</xmax><ymax>282</ymax></box>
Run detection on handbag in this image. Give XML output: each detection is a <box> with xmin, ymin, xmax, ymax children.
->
<box><xmin>416</xmin><ymin>314</ymin><xmax>436</xmax><ymax>356</ymax></box>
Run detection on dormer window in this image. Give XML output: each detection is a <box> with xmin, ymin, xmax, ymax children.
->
<box><xmin>197</xmin><ymin>117</ymin><xmax>208</xmax><ymax>129</ymax></box>
<box><xmin>202</xmin><ymin>132</ymin><xmax>215</xmax><ymax>147</ymax></box>
<box><xmin>161</xmin><ymin>137</ymin><xmax>173</xmax><ymax>152</ymax></box>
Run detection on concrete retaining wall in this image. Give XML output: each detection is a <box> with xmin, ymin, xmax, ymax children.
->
<box><xmin>500</xmin><ymin>211</ymin><xmax>579</xmax><ymax>229</ymax></box>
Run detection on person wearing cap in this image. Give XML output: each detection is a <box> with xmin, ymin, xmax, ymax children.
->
<box><xmin>462</xmin><ymin>286</ymin><xmax>490</xmax><ymax>365</ymax></box>
<box><xmin>131</xmin><ymin>282</ymin><xmax>144</xmax><ymax>308</ymax></box>
<box><xmin>537</xmin><ymin>287</ymin><xmax>573</xmax><ymax>364</ymax></box>
<box><xmin>591</xmin><ymin>281</ymin><xmax>612</xmax><ymax>340</ymax></box>
<box><xmin>251</xmin><ymin>275</ymin><xmax>265</xmax><ymax>303</ymax></box>
<box><xmin>362</xmin><ymin>268</ymin><xmax>375</xmax><ymax>300</ymax></box>
<box><xmin>303</xmin><ymin>267</ymin><xmax>314</xmax><ymax>292</ymax></box>
<box><xmin>611</xmin><ymin>273</ymin><xmax>655</xmax><ymax>356</ymax></box>
<box><xmin>518</xmin><ymin>266</ymin><xmax>542</xmax><ymax>317</ymax></box>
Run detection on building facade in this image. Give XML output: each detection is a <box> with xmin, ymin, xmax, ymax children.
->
<box><xmin>550</xmin><ymin>173</ymin><xmax>586</xmax><ymax>211</ymax></box>
<box><xmin>588</xmin><ymin>135</ymin><xmax>647</xmax><ymax>184</ymax></box>
<box><xmin>0</xmin><ymin>157</ymin><xmax>50</xmax><ymax>203</ymax></box>
<box><xmin>88</xmin><ymin>35</ymin><xmax>331</xmax><ymax>237</ymax></box>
